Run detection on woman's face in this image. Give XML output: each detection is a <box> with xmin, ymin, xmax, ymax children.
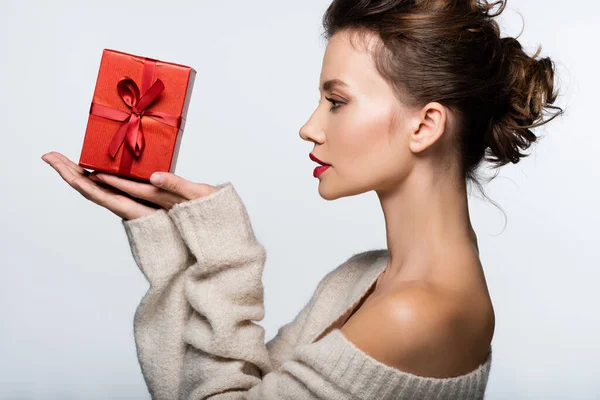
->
<box><xmin>299</xmin><ymin>29</ymin><xmax>418</xmax><ymax>200</ymax></box>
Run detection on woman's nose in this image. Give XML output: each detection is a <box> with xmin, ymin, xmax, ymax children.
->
<box><xmin>299</xmin><ymin>122</ymin><xmax>325</xmax><ymax>144</ymax></box>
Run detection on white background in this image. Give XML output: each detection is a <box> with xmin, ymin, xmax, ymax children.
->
<box><xmin>1</xmin><ymin>0</ymin><xmax>598</xmax><ymax>399</ymax></box>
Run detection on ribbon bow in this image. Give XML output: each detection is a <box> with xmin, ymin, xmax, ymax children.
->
<box><xmin>89</xmin><ymin>76</ymin><xmax>182</xmax><ymax>159</ymax></box>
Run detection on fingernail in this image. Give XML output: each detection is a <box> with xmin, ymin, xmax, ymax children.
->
<box><xmin>150</xmin><ymin>173</ymin><xmax>164</xmax><ymax>185</ymax></box>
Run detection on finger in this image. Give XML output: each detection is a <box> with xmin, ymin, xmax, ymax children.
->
<box><xmin>72</xmin><ymin>175</ymin><xmax>157</xmax><ymax>220</ymax></box>
<box><xmin>43</xmin><ymin>151</ymin><xmax>90</xmax><ymax>177</ymax></box>
<box><xmin>48</xmin><ymin>158</ymin><xmax>113</xmax><ymax>203</ymax></box>
<box><xmin>91</xmin><ymin>175</ymin><xmax>162</xmax><ymax>210</ymax></box>
<box><xmin>149</xmin><ymin>172</ymin><xmax>206</xmax><ymax>200</ymax></box>
<box><xmin>44</xmin><ymin>153</ymin><xmax>160</xmax><ymax>219</ymax></box>
<box><xmin>46</xmin><ymin>157</ymin><xmax>122</xmax><ymax>205</ymax></box>
<box><xmin>94</xmin><ymin>172</ymin><xmax>187</xmax><ymax>209</ymax></box>
<box><xmin>46</xmin><ymin>156</ymin><xmax>84</xmax><ymax>187</ymax></box>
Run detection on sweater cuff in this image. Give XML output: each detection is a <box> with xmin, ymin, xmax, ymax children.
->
<box><xmin>167</xmin><ymin>181</ymin><xmax>258</xmax><ymax>265</ymax></box>
<box><xmin>122</xmin><ymin>208</ymin><xmax>192</xmax><ymax>286</ymax></box>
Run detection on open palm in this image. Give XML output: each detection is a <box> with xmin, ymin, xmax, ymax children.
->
<box><xmin>41</xmin><ymin>151</ymin><xmax>219</xmax><ymax>221</ymax></box>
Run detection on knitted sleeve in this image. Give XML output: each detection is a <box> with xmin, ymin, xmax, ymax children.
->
<box><xmin>121</xmin><ymin>182</ymin><xmax>349</xmax><ymax>399</ymax></box>
<box><xmin>120</xmin><ymin>182</ymin><xmax>331</xmax><ymax>393</ymax></box>
<box><xmin>121</xmin><ymin>208</ymin><xmax>193</xmax><ymax>287</ymax></box>
<box><xmin>264</xmin><ymin>274</ymin><xmax>327</xmax><ymax>372</ymax></box>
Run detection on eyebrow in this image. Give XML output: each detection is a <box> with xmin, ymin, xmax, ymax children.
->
<box><xmin>319</xmin><ymin>79</ymin><xmax>349</xmax><ymax>92</ymax></box>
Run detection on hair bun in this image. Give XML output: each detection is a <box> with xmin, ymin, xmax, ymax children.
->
<box><xmin>484</xmin><ymin>36</ymin><xmax>563</xmax><ymax>166</ymax></box>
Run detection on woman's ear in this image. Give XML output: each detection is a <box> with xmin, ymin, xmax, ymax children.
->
<box><xmin>408</xmin><ymin>102</ymin><xmax>447</xmax><ymax>154</ymax></box>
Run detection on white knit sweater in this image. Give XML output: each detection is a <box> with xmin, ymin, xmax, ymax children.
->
<box><xmin>121</xmin><ymin>181</ymin><xmax>492</xmax><ymax>399</ymax></box>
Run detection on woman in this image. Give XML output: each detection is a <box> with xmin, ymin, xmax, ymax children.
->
<box><xmin>41</xmin><ymin>0</ymin><xmax>561</xmax><ymax>398</ymax></box>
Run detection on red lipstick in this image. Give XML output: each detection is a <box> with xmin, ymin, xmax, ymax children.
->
<box><xmin>309</xmin><ymin>153</ymin><xmax>331</xmax><ymax>166</ymax></box>
<box><xmin>313</xmin><ymin>165</ymin><xmax>331</xmax><ymax>178</ymax></box>
<box><xmin>310</xmin><ymin>153</ymin><xmax>331</xmax><ymax>178</ymax></box>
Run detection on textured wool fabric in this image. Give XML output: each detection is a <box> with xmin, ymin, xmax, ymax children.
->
<box><xmin>121</xmin><ymin>182</ymin><xmax>493</xmax><ymax>399</ymax></box>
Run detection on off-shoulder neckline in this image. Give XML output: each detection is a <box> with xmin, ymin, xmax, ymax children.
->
<box><xmin>309</xmin><ymin>251</ymin><xmax>493</xmax><ymax>381</ymax></box>
<box><xmin>331</xmin><ymin>327</ymin><xmax>492</xmax><ymax>381</ymax></box>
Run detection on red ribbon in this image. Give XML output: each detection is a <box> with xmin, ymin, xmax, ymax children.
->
<box><xmin>89</xmin><ymin>58</ymin><xmax>182</xmax><ymax>176</ymax></box>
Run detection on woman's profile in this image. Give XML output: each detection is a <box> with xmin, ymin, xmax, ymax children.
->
<box><xmin>41</xmin><ymin>0</ymin><xmax>562</xmax><ymax>398</ymax></box>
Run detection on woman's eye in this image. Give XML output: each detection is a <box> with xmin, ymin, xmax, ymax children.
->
<box><xmin>325</xmin><ymin>97</ymin><xmax>342</xmax><ymax>111</ymax></box>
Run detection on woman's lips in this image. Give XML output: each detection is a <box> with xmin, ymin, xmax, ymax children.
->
<box><xmin>309</xmin><ymin>153</ymin><xmax>331</xmax><ymax>177</ymax></box>
<box><xmin>313</xmin><ymin>165</ymin><xmax>331</xmax><ymax>178</ymax></box>
<box><xmin>309</xmin><ymin>153</ymin><xmax>331</xmax><ymax>166</ymax></box>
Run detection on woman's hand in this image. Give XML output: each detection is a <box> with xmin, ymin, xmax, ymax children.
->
<box><xmin>41</xmin><ymin>151</ymin><xmax>219</xmax><ymax>221</ymax></box>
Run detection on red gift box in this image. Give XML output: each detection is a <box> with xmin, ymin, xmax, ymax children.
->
<box><xmin>78</xmin><ymin>49</ymin><xmax>196</xmax><ymax>182</ymax></box>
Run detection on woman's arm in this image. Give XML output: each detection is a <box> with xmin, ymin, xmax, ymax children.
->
<box><xmin>121</xmin><ymin>209</ymin><xmax>197</xmax><ymax>398</ymax></box>
<box><xmin>123</xmin><ymin>182</ymin><xmax>340</xmax><ymax>399</ymax></box>
<box><xmin>122</xmin><ymin>209</ymin><xmax>194</xmax><ymax>287</ymax></box>
<box><xmin>120</xmin><ymin>181</ymin><xmax>333</xmax><ymax>374</ymax></box>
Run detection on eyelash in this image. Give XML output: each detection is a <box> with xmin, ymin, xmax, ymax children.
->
<box><xmin>325</xmin><ymin>96</ymin><xmax>342</xmax><ymax>111</ymax></box>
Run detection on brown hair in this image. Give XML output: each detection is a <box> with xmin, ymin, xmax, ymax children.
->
<box><xmin>321</xmin><ymin>0</ymin><xmax>563</xmax><ymax>199</ymax></box>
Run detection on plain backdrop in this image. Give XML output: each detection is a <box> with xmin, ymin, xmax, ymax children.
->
<box><xmin>1</xmin><ymin>0</ymin><xmax>598</xmax><ymax>399</ymax></box>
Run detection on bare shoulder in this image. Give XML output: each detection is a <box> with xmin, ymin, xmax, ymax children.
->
<box><xmin>340</xmin><ymin>281</ymin><xmax>494</xmax><ymax>378</ymax></box>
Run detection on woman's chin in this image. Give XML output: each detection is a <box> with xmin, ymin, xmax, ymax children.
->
<box><xmin>317</xmin><ymin>181</ymin><xmax>340</xmax><ymax>201</ymax></box>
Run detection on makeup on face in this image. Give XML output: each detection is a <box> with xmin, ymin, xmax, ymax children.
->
<box><xmin>313</xmin><ymin>165</ymin><xmax>331</xmax><ymax>178</ymax></box>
